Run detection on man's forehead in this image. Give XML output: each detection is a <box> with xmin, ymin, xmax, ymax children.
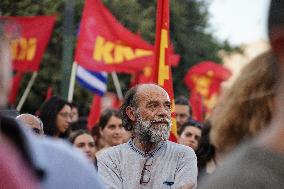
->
<box><xmin>19</xmin><ymin>115</ymin><xmax>40</xmax><ymax>123</ymax></box>
<box><xmin>136</xmin><ymin>84</ymin><xmax>170</xmax><ymax>103</ymax></box>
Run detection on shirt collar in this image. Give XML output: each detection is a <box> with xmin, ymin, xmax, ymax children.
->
<box><xmin>128</xmin><ymin>138</ymin><xmax>166</xmax><ymax>157</ymax></box>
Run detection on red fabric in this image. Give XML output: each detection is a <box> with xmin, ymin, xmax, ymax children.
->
<box><xmin>189</xmin><ymin>92</ymin><xmax>204</xmax><ymax>122</ymax></box>
<box><xmin>112</xmin><ymin>97</ymin><xmax>122</xmax><ymax>110</ymax></box>
<box><xmin>8</xmin><ymin>72</ymin><xmax>24</xmax><ymax>105</ymax></box>
<box><xmin>153</xmin><ymin>0</ymin><xmax>177</xmax><ymax>142</ymax></box>
<box><xmin>75</xmin><ymin>0</ymin><xmax>152</xmax><ymax>73</ymax></box>
<box><xmin>184</xmin><ymin>61</ymin><xmax>231</xmax><ymax>121</ymax></box>
<box><xmin>75</xmin><ymin>0</ymin><xmax>179</xmax><ymax>74</ymax></box>
<box><xmin>45</xmin><ymin>87</ymin><xmax>53</xmax><ymax>101</ymax></box>
<box><xmin>0</xmin><ymin>16</ymin><xmax>56</xmax><ymax>72</ymax></box>
<box><xmin>168</xmin><ymin>132</ymin><xmax>177</xmax><ymax>143</ymax></box>
<box><xmin>87</xmin><ymin>95</ymin><xmax>102</xmax><ymax>131</ymax></box>
<box><xmin>86</xmin><ymin>93</ymin><xmax>122</xmax><ymax>131</ymax></box>
<box><xmin>130</xmin><ymin>66</ymin><xmax>154</xmax><ymax>86</ymax></box>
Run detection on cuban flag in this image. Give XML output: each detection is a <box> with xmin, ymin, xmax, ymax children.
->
<box><xmin>76</xmin><ymin>65</ymin><xmax>107</xmax><ymax>96</ymax></box>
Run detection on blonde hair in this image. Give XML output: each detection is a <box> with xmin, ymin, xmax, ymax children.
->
<box><xmin>210</xmin><ymin>51</ymin><xmax>279</xmax><ymax>152</ymax></box>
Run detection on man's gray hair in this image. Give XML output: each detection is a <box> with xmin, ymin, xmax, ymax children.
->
<box><xmin>16</xmin><ymin>113</ymin><xmax>44</xmax><ymax>130</ymax></box>
<box><xmin>120</xmin><ymin>85</ymin><xmax>139</xmax><ymax>131</ymax></box>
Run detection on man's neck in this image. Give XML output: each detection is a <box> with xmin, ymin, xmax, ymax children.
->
<box><xmin>132</xmin><ymin>137</ymin><xmax>159</xmax><ymax>154</ymax></box>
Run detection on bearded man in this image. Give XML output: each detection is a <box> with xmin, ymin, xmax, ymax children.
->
<box><xmin>97</xmin><ymin>84</ymin><xmax>197</xmax><ymax>189</ymax></box>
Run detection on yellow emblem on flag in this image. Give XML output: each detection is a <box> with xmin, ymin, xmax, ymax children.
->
<box><xmin>158</xmin><ymin>29</ymin><xmax>169</xmax><ymax>86</ymax></box>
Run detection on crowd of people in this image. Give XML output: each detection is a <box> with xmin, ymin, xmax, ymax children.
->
<box><xmin>1</xmin><ymin>0</ymin><xmax>284</xmax><ymax>188</ymax></box>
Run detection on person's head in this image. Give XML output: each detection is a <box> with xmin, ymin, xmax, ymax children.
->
<box><xmin>178</xmin><ymin>119</ymin><xmax>202</xmax><ymax>151</ymax></box>
<box><xmin>268</xmin><ymin>1</ymin><xmax>284</xmax><ymax>65</ymax></box>
<box><xmin>16</xmin><ymin>114</ymin><xmax>44</xmax><ymax>135</ymax></box>
<box><xmin>121</xmin><ymin>84</ymin><xmax>172</xmax><ymax>144</ymax></box>
<box><xmin>210</xmin><ymin>51</ymin><xmax>278</xmax><ymax>153</ymax></box>
<box><xmin>69</xmin><ymin>129</ymin><xmax>96</xmax><ymax>162</ymax></box>
<box><xmin>70</xmin><ymin>103</ymin><xmax>79</xmax><ymax>123</ymax></box>
<box><xmin>175</xmin><ymin>96</ymin><xmax>192</xmax><ymax>131</ymax></box>
<box><xmin>98</xmin><ymin>108</ymin><xmax>124</xmax><ymax>147</ymax></box>
<box><xmin>0</xmin><ymin>22</ymin><xmax>12</xmax><ymax>108</ymax></box>
<box><xmin>38</xmin><ymin>96</ymin><xmax>72</xmax><ymax>138</ymax></box>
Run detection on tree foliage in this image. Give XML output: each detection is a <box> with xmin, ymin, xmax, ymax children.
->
<box><xmin>1</xmin><ymin>0</ymin><xmax>235</xmax><ymax>114</ymax></box>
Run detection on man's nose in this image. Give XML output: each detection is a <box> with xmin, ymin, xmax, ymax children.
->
<box><xmin>84</xmin><ymin>145</ymin><xmax>91</xmax><ymax>152</ymax></box>
<box><xmin>157</xmin><ymin>106</ymin><xmax>170</xmax><ymax>118</ymax></box>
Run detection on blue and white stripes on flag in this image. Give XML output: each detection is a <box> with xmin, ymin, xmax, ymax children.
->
<box><xmin>76</xmin><ymin>65</ymin><xmax>107</xmax><ymax>96</ymax></box>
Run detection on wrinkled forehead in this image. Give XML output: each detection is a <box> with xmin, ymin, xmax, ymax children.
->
<box><xmin>135</xmin><ymin>84</ymin><xmax>170</xmax><ymax>105</ymax></box>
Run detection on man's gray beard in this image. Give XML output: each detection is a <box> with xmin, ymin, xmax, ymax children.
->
<box><xmin>133</xmin><ymin>112</ymin><xmax>171</xmax><ymax>144</ymax></box>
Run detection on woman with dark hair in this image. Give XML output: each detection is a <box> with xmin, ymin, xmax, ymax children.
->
<box><xmin>96</xmin><ymin>108</ymin><xmax>129</xmax><ymax>154</ymax></box>
<box><xmin>69</xmin><ymin>129</ymin><xmax>96</xmax><ymax>164</ymax></box>
<box><xmin>38</xmin><ymin>96</ymin><xmax>72</xmax><ymax>138</ymax></box>
<box><xmin>177</xmin><ymin>118</ymin><xmax>202</xmax><ymax>151</ymax></box>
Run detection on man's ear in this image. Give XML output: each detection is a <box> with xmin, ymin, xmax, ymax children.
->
<box><xmin>126</xmin><ymin>106</ymin><xmax>136</xmax><ymax>121</ymax></box>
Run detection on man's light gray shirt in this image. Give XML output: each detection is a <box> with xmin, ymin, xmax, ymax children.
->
<box><xmin>97</xmin><ymin>139</ymin><xmax>197</xmax><ymax>189</ymax></box>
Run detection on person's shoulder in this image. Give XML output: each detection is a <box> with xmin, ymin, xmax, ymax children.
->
<box><xmin>166</xmin><ymin>141</ymin><xmax>196</xmax><ymax>159</ymax></box>
<box><xmin>34</xmin><ymin>137</ymin><xmax>106</xmax><ymax>188</ymax></box>
<box><xmin>38</xmin><ymin>137</ymin><xmax>78</xmax><ymax>155</ymax></box>
<box><xmin>34</xmin><ymin>137</ymin><xmax>94</xmax><ymax>168</ymax></box>
<box><xmin>199</xmin><ymin>142</ymin><xmax>277</xmax><ymax>189</ymax></box>
<box><xmin>97</xmin><ymin>142</ymin><xmax>128</xmax><ymax>160</ymax></box>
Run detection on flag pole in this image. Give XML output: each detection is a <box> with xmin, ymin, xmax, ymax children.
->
<box><xmin>16</xmin><ymin>72</ymin><xmax>38</xmax><ymax>112</ymax></box>
<box><xmin>61</xmin><ymin>0</ymin><xmax>75</xmax><ymax>100</ymax></box>
<box><xmin>111</xmin><ymin>72</ymin><xmax>123</xmax><ymax>100</ymax></box>
<box><xmin>67</xmin><ymin>61</ymin><xmax>77</xmax><ymax>102</ymax></box>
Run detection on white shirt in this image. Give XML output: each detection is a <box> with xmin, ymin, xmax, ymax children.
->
<box><xmin>97</xmin><ymin>139</ymin><xmax>197</xmax><ymax>189</ymax></box>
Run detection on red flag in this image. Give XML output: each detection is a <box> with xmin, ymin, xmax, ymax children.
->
<box><xmin>87</xmin><ymin>95</ymin><xmax>102</xmax><ymax>131</ymax></box>
<box><xmin>8</xmin><ymin>72</ymin><xmax>24</xmax><ymax>105</ymax></box>
<box><xmin>189</xmin><ymin>92</ymin><xmax>204</xmax><ymax>122</ymax></box>
<box><xmin>75</xmin><ymin>0</ymin><xmax>153</xmax><ymax>73</ymax></box>
<box><xmin>45</xmin><ymin>87</ymin><xmax>53</xmax><ymax>101</ymax></box>
<box><xmin>0</xmin><ymin>16</ymin><xmax>56</xmax><ymax>72</ymax></box>
<box><xmin>75</xmin><ymin>0</ymin><xmax>179</xmax><ymax>74</ymax></box>
<box><xmin>153</xmin><ymin>0</ymin><xmax>177</xmax><ymax>142</ymax></box>
<box><xmin>184</xmin><ymin>61</ymin><xmax>231</xmax><ymax>121</ymax></box>
<box><xmin>130</xmin><ymin>66</ymin><xmax>153</xmax><ymax>86</ymax></box>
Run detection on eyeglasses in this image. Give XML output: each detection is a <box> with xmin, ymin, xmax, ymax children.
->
<box><xmin>140</xmin><ymin>157</ymin><xmax>154</xmax><ymax>185</ymax></box>
<box><xmin>59</xmin><ymin>112</ymin><xmax>72</xmax><ymax>119</ymax></box>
